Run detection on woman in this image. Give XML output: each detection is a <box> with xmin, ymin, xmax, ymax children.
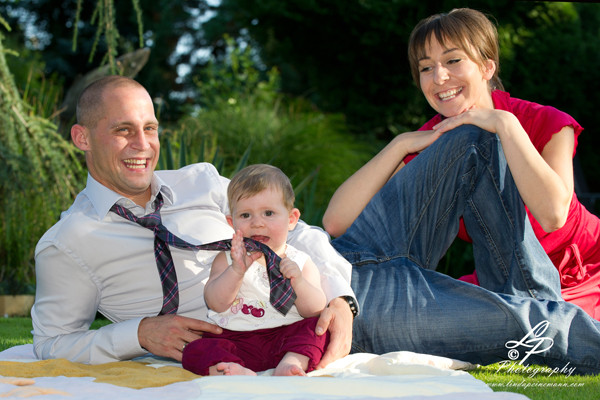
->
<box><xmin>323</xmin><ymin>8</ymin><xmax>600</xmax><ymax>320</ymax></box>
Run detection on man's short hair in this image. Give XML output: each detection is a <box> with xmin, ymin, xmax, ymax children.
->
<box><xmin>76</xmin><ymin>75</ymin><xmax>145</xmax><ymax>128</ymax></box>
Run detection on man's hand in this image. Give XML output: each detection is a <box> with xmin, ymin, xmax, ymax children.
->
<box><xmin>315</xmin><ymin>296</ymin><xmax>353</xmax><ymax>369</ymax></box>
<box><xmin>138</xmin><ymin>315</ymin><xmax>222</xmax><ymax>362</ymax></box>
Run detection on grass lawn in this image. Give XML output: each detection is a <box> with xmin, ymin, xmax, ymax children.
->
<box><xmin>1</xmin><ymin>317</ymin><xmax>598</xmax><ymax>399</ymax></box>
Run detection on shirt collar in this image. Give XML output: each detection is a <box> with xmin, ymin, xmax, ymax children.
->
<box><xmin>85</xmin><ymin>173</ymin><xmax>175</xmax><ymax>219</ymax></box>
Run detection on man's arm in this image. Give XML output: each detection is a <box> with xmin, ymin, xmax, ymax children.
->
<box><xmin>33</xmin><ymin>244</ymin><xmax>223</xmax><ymax>364</ymax></box>
<box><xmin>288</xmin><ymin>220</ymin><xmax>356</xmax><ymax>305</ymax></box>
<box><xmin>315</xmin><ymin>296</ymin><xmax>354</xmax><ymax>368</ymax></box>
<box><xmin>32</xmin><ymin>245</ymin><xmax>147</xmax><ymax>364</ymax></box>
<box><xmin>137</xmin><ymin>314</ymin><xmax>222</xmax><ymax>362</ymax></box>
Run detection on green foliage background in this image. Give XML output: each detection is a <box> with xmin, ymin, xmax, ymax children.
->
<box><xmin>161</xmin><ymin>37</ymin><xmax>370</xmax><ymax>218</ymax></box>
<box><xmin>0</xmin><ymin>4</ymin><xmax>369</xmax><ymax>293</ymax></box>
<box><xmin>202</xmin><ymin>0</ymin><xmax>600</xmax><ymax>195</ymax></box>
<box><xmin>1</xmin><ymin>0</ymin><xmax>599</xmax><ymax>292</ymax></box>
<box><xmin>0</xmin><ymin>32</ymin><xmax>84</xmax><ymax>294</ymax></box>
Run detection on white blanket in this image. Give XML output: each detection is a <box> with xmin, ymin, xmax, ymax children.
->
<box><xmin>0</xmin><ymin>344</ymin><xmax>529</xmax><ymax>399</ymax></box>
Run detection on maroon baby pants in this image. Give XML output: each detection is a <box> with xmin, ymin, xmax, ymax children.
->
<box><xmin>182</xmin><ymin>316</ymin><xmax>330</xmax><ymax>375</ymax></box>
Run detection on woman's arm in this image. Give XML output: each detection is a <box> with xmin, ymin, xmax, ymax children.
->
<box><xmin>433</xmin><ymin>109</ymin><xmax>574</xmax><ymax>232</ymax></box>
<box><xmin>504</xmin><ymin>124</ymin><xmax>574</xmax><ymax>231</ymax></box>
<box><xmin>323</xmin><ymin>129</ymin><xmax>444</xmax><ymax>237</ymax></box>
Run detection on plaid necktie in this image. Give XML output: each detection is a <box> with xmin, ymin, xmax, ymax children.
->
<box><xmin>110</xmin><ymin>193</ymin><xmax>297</xmax><ymax>315</ymax></box>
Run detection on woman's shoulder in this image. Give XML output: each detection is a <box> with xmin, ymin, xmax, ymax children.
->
<box><xmin>497</xmin><ymin>91</ymin><xmax>576</xmax><ymax>124</ymax></box>
<box><xmin>494</xmin><ymin>90</ymin><xmax>582</xmax><ymax>151</ymax></box>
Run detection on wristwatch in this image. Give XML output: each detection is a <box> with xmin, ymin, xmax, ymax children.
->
<box><xmin>340</xmin><ymin>296</ymin><xmax>358</xmax><ymax>319</ymax></box>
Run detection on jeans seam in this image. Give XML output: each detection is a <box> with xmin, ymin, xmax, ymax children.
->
<box><xmin>467</xmin><ymin>196</ymin><xmax>511</xmax><ymax>281</ymax></box>
<box><xmin>350</xmin><ymin>253</ymin><xmax>422</xmax><ymax>268</ymax></box>
<box><xmin>483</xmin><ymin>154</ymin><xmax>539</xmax><ymax>299</ymax></box>
<box><xmin>406</xmin><ymin>142</ymin><xmax>469</xmax><ymax>268</ymax></box>
<box><xmin>407</xmin><ymin>134</ymin><xmax>492</xmax><ymax>268</ymax></box>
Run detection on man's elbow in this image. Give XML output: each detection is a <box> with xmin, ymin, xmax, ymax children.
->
<box><xmin>32</xmin><ymin>335</ymin><xmax>52</xmax><ymax>361</ymax></box>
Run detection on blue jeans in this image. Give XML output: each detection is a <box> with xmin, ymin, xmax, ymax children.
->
<box><xmin>332</xmin><ymin>125</ymin><xmax>600</xmax><ymax>374</ymax></box>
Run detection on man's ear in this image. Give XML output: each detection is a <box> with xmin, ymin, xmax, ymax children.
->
<box><xmin>226</xmin><ymin>215</ymin><xmax>234</xmax><ymax>228</ymax></box>
<box><xmin>288</xmin><ymin>208</ymin><xmax>301</xmax><ymax>230</ymax></box>
<box><xmin>71</xmin><ymin>124</ymin><xmax>91</xmax><ymax>151</ymax></box>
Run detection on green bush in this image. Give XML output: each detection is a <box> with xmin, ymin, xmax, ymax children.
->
<box><xmin>164</xmin><ymin>37</ymin><xmax>371</xmax><ymax>226</ymax></box>
<box><xmin>0</xmin><ymin>33</ymin><xmax>85</xmax><ymax>294</ymax></box>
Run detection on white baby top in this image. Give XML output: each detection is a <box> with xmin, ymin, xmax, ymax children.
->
<box><xmin>208</xmin><ymin>244</ymin><xmax>308</xmax><ymax>331</ymax></box>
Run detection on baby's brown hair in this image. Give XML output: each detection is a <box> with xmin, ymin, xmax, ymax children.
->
<box><xmin>228</xmin><ymin>164</ymin><xmax>295</xmax><ymax>212</ymax></box>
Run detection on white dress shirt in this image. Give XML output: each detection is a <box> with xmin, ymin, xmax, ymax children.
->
<box><xmin>32</xmin><ymin>163</ymin><xmax>354</xmax><ymax>364</ymax></box>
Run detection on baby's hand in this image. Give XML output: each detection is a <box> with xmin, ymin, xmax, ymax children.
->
<box><xmin>279</xmin><ymin>255</ymin><xmax>302</xmax><ymax>283</ymax></box>
<box><xmin>230</xmin><ymin>230</ymin><xmax>261</xmax><ymax>275</ymax></box>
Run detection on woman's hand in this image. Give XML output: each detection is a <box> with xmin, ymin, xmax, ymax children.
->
<box><xmin>400</xmin><ymin>129</ymin><xmax>445</xmax><ymax>154</ymax></box>
<box><xmin>432</xmin><ymin>108</ymin><xmax>515</xmax><ymax>135</ymax></box>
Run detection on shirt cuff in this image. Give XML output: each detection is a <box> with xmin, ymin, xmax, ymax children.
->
<box><xmin>112</xmin><ymin>317</ymin><xmax>148</xmax><ymax>360</ymax></box>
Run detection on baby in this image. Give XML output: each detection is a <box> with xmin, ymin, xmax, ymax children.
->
<box><xmin>182</xmin><ymin>164</ymin><xmax>328</xmax><ymax>376</ymax></box>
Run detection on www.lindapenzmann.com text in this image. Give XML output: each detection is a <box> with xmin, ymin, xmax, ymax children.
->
<box><xmin>488</xmin><ymin>380</ymin><xmax>585</xmax><ymax>389</ymax></box>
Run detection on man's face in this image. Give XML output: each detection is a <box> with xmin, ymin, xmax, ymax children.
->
<box><xmin>82</xmin><ymin>85</ymin><xmax>160</xmax><ymax>205</ymax></box>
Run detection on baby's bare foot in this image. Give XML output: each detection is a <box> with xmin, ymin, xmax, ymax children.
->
<box><xmin>211</xmin><ymin>362</ymin><xmax>257</xmax><ymax>376</ymax></box>
<box><xmin>274</xmin><ymin>363</ymin><xmax>307</xmax><ymax>376</ymax></box>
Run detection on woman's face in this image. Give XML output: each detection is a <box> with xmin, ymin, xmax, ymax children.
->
<box><xmin>418</xmin><ymin>36</ymin><xmax>495</xmax><ymax>117</ymax></box>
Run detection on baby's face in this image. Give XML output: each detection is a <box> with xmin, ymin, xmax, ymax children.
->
<box><xmin>229</xmin><ymin>187</ymin><xmax>295</xmax><ymax>255</ymax></box>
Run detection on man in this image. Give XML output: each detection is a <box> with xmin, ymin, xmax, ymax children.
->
<box><xmin>32</xmin><ymin>76</ymin><xmax>354</xmax><ymax>365</ymax></box>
